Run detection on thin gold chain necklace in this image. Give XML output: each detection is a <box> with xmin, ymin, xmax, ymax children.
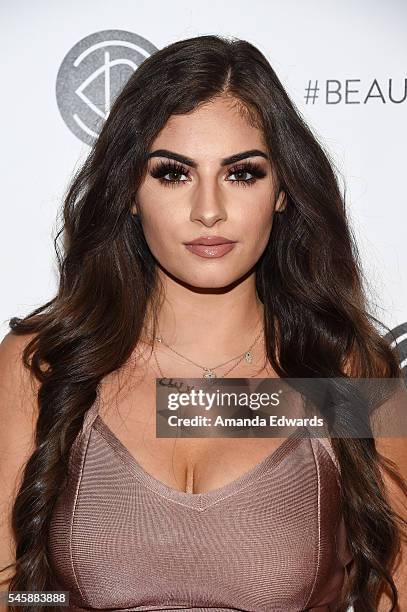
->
<box><xmin>153</xmin><ymin>322</ymin><xmax>264</xmax><ymax>379</ymax></box>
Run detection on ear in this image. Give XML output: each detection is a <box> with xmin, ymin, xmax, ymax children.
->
<box><xmin>275</xmin><ymin>189</ymin><xmax>287</xmax><ymax>213</ymax></box>
<box><xmin>131</xmin><ymin>201</ymin><xmax>138</xmax><ymax>215</ymax></box>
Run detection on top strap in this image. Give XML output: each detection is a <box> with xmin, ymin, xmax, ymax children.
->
<box><xmin>67</xmin><ymin>388</ymin><xmax>101</xmax><ymax>475</ymax></box>
<box><xmin>312</xmin><ymin>436</ymin><xmax>340</xmax><ymax>473</ymax></box>
<box><xmin>82</xmin><ymin>388</ymin><xmax>101</xmax><ymax>433</ymax></box>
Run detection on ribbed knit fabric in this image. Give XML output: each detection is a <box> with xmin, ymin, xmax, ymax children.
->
<box><xmin>48</xmin><ymin>395</ymin><xmax>354</xmax><ymax>611</ymax></box>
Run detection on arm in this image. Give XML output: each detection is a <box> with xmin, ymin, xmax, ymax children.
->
<box><xmin>375</xmin><ymin>436</ymin><xmax>407</xmax><ymax>611</ymax></box>
<box><xmin>0</xmin><ymin>332</ymin><xmax>39</xmax><ymax>611</ymax></box>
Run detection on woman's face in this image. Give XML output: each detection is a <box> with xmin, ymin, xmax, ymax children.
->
<box><xmin>133</xmin><ymin>96</ymin><xmax>285</xmax><ymax>289</ymax></box>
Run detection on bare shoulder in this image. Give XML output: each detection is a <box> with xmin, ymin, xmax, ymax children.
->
<box><xmin>0</xmin><ymin>329</ymin><xmax>40</xmax><ymax>447</ymax></box>
<box><xmin>0</xmin><ymin>331</ymin><xmax>40</xmax><ymax>590</ymax></box>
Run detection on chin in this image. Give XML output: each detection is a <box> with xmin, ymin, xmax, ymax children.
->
<box><xmin>174</xmin><ymin>268</ymin><xmax>251</xmax><ymax>290</ymax></box>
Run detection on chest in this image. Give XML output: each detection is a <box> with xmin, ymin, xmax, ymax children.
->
<box><xmin>49</xmin><ymin>415</ymin><xmax>349</xmax><ymax>611</ymax></box>
<box><xmin>97</xmin><ymin>372</ymin><xmax>302</xmax><ymax>495</ymax></box>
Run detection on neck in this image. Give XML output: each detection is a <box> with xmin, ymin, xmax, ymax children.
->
<box><xmin>143</xmin><ymin>271</ymin><xmax>265</xmax><ymax>366</ymax></box>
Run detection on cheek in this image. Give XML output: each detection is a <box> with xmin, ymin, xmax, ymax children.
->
<box><xmin>136</xmin><ymin>188</ymin><xmax>173</xmax><ymax>243</ymax></box>
<box><xmin>137</xmin><ymin>204</ymin><xmax>182</xmax><ymax>264</ymax></box>
<box><xmin>141</xmin><ymin>213</ymin><xmax>170</xmax><ymax>252</ymax></box>
<box><xmin>240</xmin><ymin>198</ymin><xmax>275</xmax><ymax>241</ymax></box>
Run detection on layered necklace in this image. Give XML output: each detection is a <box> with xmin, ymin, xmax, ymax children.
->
<box><xmin>152</xmin><ymin>318</ymin><xmax>265</xmax><ymax>379</ymax></box>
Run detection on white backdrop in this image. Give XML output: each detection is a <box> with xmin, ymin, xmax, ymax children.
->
<box><xmin>1</xmin><ymin>0</ymin><xmax>406</xmax><ymax>372</ymax></box>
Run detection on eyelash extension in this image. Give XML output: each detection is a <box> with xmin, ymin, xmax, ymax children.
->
<box><xmin>150</xmin><ymin>159</ymin><xmax>267</xmax><ymax>188</ymax></box>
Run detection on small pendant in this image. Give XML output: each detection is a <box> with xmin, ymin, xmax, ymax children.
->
<box><xmin>244</xmin><ymin>351</ymin><xmax>253</xmax><ymax>363</ymax></box>
<box><xmin>203</xmin><ymin>368</ymin><xmax>216</xmax><ymax>378</ymax></box>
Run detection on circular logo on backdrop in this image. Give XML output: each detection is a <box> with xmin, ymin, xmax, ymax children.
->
<box><xmin>385</xmin><ymin>322</ymin><xmax>407</xmax><ymax>384</ymax></box>
<box><xmin>56</xmin><ymin>30</ymin><xmax>159</xmax><ymax>146</ymax></box>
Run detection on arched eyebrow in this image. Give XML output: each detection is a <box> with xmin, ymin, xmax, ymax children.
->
<box><xmin>146</xmin><ymin>149</ymin><xmax>269</xmax><ymax>168</ymax></box>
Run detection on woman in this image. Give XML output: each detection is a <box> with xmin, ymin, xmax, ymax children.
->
<box><xmin>0</xmin><ymin>34</ymin><xmax>406</xmax><ymax>611</ymax></box>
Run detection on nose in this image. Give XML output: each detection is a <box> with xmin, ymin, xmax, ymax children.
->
<box><xmin>189</xmin><ymin>181</ymin><xmax>227</xmax><ymax>226</ymax></box>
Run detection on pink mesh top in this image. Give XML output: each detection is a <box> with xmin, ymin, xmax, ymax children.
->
<box><xmin>48</xmin><ymin>393</ymin><xmax>354</xmax><ymax>611</ymax></box>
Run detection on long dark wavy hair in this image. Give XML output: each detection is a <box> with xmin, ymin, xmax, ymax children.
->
<box><xmin>1</xmin><ymin>34</ymin><xmax>406</xmax><ymax>612</ymax></box>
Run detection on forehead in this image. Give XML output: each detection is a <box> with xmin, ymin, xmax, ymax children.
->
<box><xmin>151</xmin><ymin>96</ymin><xmax>266</xmax><ymax>160</ymax></box>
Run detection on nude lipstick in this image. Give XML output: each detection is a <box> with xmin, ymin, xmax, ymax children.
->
<box><xmin>183</xmin><ymin>235</ymin><xmax>237</xmax><ymax>258</ymax></box>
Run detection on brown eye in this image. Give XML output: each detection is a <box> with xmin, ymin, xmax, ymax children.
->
<box><xmin>226</xmin><ymin>162</ymin><xmax>267</xmax><ymax>187</ymax></box>
<box><xmin>228</xmin><ymin>169</ymin><xmax>254</xmax><ymax>182</ymax></box>
<box><xmin>150</xmin><ymin>161</ymin><xmax>190</xmax><ymax>187</ymax></box>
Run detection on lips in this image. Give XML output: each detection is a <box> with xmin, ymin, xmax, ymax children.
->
<box><xmin>183</xmin><ymin>235</ymin><xmax>237</xmax><ymax>258</ymax></box>
<box><xmin>184</xmin><ymin>235</ymin><xmax>236</xmax><ymax>246</ymax></box>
